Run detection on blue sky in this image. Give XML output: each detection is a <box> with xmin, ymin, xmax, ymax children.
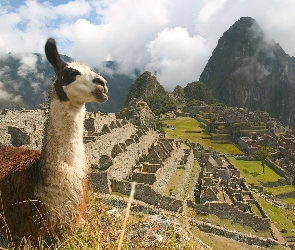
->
<box><xmin>1</xmin><ymin>0</ymin><xmax>295</xmax><ymax>90</ymax></box>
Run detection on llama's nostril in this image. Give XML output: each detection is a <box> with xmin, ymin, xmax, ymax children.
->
<box><xmin>93</xmin><ymin>77</ymin><xmax>105</xmax><ymax>86</ymax></box>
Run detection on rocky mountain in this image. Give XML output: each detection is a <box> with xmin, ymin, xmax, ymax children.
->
<box><xmin>125</xmin><ymin>71</ymin><xmax>168</xmax><ymax>103</ymax></box>
<box><xmin>200</xmin><ymin>17</ymin><xmax>295</xmax><ymax>126</ymax></box>
<box><xmin>125</xmin><ymin>71</ymin><xmax>175</xmax><ymax>115</ymax></box>
<box><xmin>0</xmin><ymin>53</ymin><xmax>134</xmax><ymax>113</ymax></box>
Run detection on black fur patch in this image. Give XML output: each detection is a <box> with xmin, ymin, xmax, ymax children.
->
<box><xmin>54</xmin><ymin>67</ymin><xmax>81</xmax><ymax>102</ymax></box>
<box><xmin>61</xmin><ymin>68</ymin><xmax>81</xmax><ymax>86</ymax></box>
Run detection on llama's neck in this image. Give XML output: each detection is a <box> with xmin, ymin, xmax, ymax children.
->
<box><xmin>36</xmin><ymin>87</ymin><xmax>87</xmax><ymax>226</ymax></box>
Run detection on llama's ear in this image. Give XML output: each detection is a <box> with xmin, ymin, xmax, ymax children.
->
<box><xmin>45</xmin><ymin>38</ymin><xmax>67</xmax><ymax>72</ymax></box>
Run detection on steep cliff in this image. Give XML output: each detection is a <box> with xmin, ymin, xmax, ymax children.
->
<box><xmin>200</xmin><ymin>17</ymin><xmax>295</xmax><ymax>126</ymax></box>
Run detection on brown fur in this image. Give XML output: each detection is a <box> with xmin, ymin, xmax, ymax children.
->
<box><xmin>0</xmin><ymin>147</ymin><xmax>44</xmax><ymax>243</ymax></box>
<box><xmin>0</xmin><ymin>146</ymin><xmax>88</xmax><ymax>244</ymax></box>
<box><xmin>0</xmin><ymin>147</ymin><xmax>87</xmax><ymax>244</ymax></box>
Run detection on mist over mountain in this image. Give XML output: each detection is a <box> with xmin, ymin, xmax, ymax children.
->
<box><xmin>0</xmin><ymin>53</ymin><xmax>134</xmax><ymax>113</ymax></box>
<box><xmin>200</xmin><ymin>17</ymin><xmax>295</xmax><ymax>126</ymax></box>
<box><xmin>1</xmin><ymin>16</ymin><xmax>295</xmax><ymax>127</ymax></box>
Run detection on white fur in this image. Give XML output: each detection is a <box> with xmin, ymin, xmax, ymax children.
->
<box><xmin>63</xmin><ymin>62</ymin><xmax>108</xmax><ymax>104</ymax></box>
<box><xmin>36</xmin><ymin>62</ymin><xmax>107</xmax><ymax>228</ymax></box>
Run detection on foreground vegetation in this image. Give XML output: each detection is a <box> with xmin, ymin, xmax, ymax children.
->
<box><xmin>1</xmin><ymin>193</ymin><xmax>205</xmax><ymax>250</ymax></box>
<box><xmin>1</xmin><ymin>192</ymin><xmax>271</xmax><ymax>250</ymax></box>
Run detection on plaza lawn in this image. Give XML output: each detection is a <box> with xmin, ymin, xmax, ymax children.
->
<box><xmin>163</xmin><ymin>117</ymin><xmax>242</xmax><ymax>154</ymax></box>
<box><xmin>228</xmin><ymin>157</ymin><xmax>283</xmax><ymax>186</ymax></box>
<box><xmin>229</xmin><ymin>157</ymin><xmax>295</xmax><ymax>205</ymax></box>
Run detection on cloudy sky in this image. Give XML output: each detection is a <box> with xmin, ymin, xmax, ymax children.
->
<box><xmin>1</xmin><ymin>0</ymin><xmax>295</xmax><ymax>91</ymax></box>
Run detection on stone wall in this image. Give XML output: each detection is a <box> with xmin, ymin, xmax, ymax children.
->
<box><xmin>110</xmin><ymin>180</ymin><xmax>183</xmax><ymax>212</ymax></box>
<box><xmin>8</xmin><ymin>126</ymin><xmax>31</xmax><ymax>147</ymax></box>
<box><xmin>262</xmin><ymin>179</ymin><xmax>290</xmax><ymax>187</ymax></box>
<box><xmin>109</xmin><ymin>130</ymin><xmax>157</xmax><ymax>181</ymax></box>
<box><xmin>276</xmin><ymin>191</ymin><xmax>295</xmax><ymax>199</ymax></box>
<box><xmin>84</xmin><ymin>112</ymin><xmax>116</xmax><ymax>132</ymax></box>
<box><xmin>187</xmin><ymin>201</ymin><xmax>271</xmax><ymax>231</ymax></box>
<box><xmin>132</xmin><ymin>170</ymin><xmax>157</xmax><ymax>185</ymax></box>
<box><xmin>90</xmin><ymin>170</ymin><xmax>111</xmax><ymax>193</ymax></box>
<box><xmin>85</xmin><ymin>123</ymin><xmax>136</xmax><ymax>164</ymax></box>
<box><xmin>97</xmin><ymin>194</ymin><xmax>279</xmax><ymax>248</ymax></box>
<box><xmin>189</xmin><ymin>220</ymin><xmax>278</xmax><ymax>248</ymax></box>
<box><xmin>0</xmin><ymin>109</ymin><xmax>46</xmax><ymax>149</ymax></box>
<box><xmin>266</xmin><ymin>158</ymin><xmax>289</xmax><ymax>180</ymax></box>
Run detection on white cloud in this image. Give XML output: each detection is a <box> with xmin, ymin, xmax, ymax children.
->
<box><xmin>146</xmin><ymin>27</ymin><xmax>208</xmax><ymax>90</ymax></box>
<box><xmin>55</xmin><ymin>0</ymin><xmax>91</xmax><ymax>18</ymax></box>
<box><xmin>198</xmin><ymin>0</ymin><xmax>227</xmax><ymax>23</ymax></box>
<box><xmin>18</xmin><ymin>54</ymin><xmax>38</xmax><ymax>77</ymax></box>
<box><xmin>1</xmin><ymin>0</ymin><xmax>295</xmax><ymax>90</ymax></box>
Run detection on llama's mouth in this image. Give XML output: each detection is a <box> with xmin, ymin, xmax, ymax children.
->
<box><xmin>92</xmin><ymin>85</ymin><xmax>108</xmax><ymax>103</ymax></box>
<box><xmin>93</xmin><ymin>92</ymin><xmax>108</xmax><ymax>103</ymax></box>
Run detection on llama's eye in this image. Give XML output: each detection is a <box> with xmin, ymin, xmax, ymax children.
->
<box><xmin>61</xmin><ymin>68</ymin><xmax>81</xmax><ymax>86</ymax></box>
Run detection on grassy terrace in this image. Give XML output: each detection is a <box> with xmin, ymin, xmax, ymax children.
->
<box><xmin>181</xmin><ymin>160</ymin><xmax>199</xmax><ymax>200</ymax></box>
<box><xmin>194</xmin><ymin>213</ymin><xmax>273</xmax><ymax>239</ymax></box>
<box><xmin>254</xmin><ymin>193</ymin><xmax>295</xmax><ymax>238</ymax></box>
<box><xmin>163</xmin><ymin>117</ymin><xmax>242</xmax><ymax>154</ymax></box>
<box><xmin>163</xmin><ymin>168</ymin><xmax>185</xmax><ymax>197</ymax></box>
<box><xmin>228</xmin><ymin>157</ymin><xmax>283</xmax><ymax>186</ymax></box>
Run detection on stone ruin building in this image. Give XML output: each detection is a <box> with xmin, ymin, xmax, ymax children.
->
<box><xmin>185</xmin><ymin>142</ymin><xmax>271</xmax><ymax>231</ymax></box>
<box><xmin>187</xmin><ymin>104</ymin><xmax>295</xmax><ymax>185</ymax></box>
<box><xmin>116</xmin><ymin>99</ymin><xmax>155</xmax><ymax>129</ymax></box>
<box><xmin>0</xmin><ymin>107</ymin><xmax>288</xmax><ymax>248</ymax></box>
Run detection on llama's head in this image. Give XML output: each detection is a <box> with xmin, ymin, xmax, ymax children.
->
<box><xmin>45</xmin><ymin>38</ymin><xmax>108</xmax><ymax>104</ymax></box>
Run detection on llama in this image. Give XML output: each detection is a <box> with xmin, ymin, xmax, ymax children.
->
<box><xmin>0</xmin><ymin>38</ymin><xmax>108</xmax><ymax>244</ymax></box>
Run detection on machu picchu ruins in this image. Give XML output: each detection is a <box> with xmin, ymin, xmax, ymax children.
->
<box><xmin>1</xmin><ymin>100</ymin><xmax>295</xmax><ymax>249</ymax></box>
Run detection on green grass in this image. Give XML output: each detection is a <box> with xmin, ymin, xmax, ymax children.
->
<box><xmin>181</xmin><ymin>160</ymin><xmax>199</xmax><ymax>200</ymax></box>
<box><xmin>282</xmin><ymin>198</ymin><xmax>295</xmax><ymax>205</ymax></box>
<box><xmin>228</xmin><ymin>157</ymin><xmax>295</xmax><ymax>240</ymax></box>
<box><xmin>163</xmin><ymin>168</ymin><xmax>185</xmax><ymax>197</ymax></box>
<box><xmin>251</xmin><ymin>203</ymin><xmax>263</xmax><ymax>217</ymax></box>
<box><xmin>265</xmin><ymin>185</ymin><xmax>295</xmax><ymax>196</ymax></box>
<box><xmin>228</xmin><ymin>157</ymin><xmax>283</xmax><ymax>186</ymax></box>
<box><xmin>253</xmin><ymin>193</ymin><xmax>295</xmax><ymax>238</ymax></box>
<box><xmin>228</xmin><ymin>157</ymin><xmax>295</xmax><ymax>205</ymax></box>
<box><xmin>163</xmin><ymin>117</ymin><xmax>242</xmax><ymax>154</ymax></box>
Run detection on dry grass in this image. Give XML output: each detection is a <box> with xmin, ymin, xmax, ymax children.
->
<box><xmin>0</xmin><ymin>191</ymin><xmax>206</xmax><ymax>250</ymax></box>
<box><xmin>1</xmin><ymin>190</ymin><xmax>286</xmax><ymax>250</ymax></box>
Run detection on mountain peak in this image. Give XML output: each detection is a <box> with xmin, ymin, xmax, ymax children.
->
<box><xmin>236</xmin><ymin>16</ymin><xmax>256</xmax><ymax>26</ymax></box>
<box><xmin>200</xmin><ymin>17</ymin><xmax>295</xmax><ymax>126</ymax></box>
<box><xmin>125</xmin><ymin>71</ymin><xmax>167</xmax><ymax>104</ymax></box>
